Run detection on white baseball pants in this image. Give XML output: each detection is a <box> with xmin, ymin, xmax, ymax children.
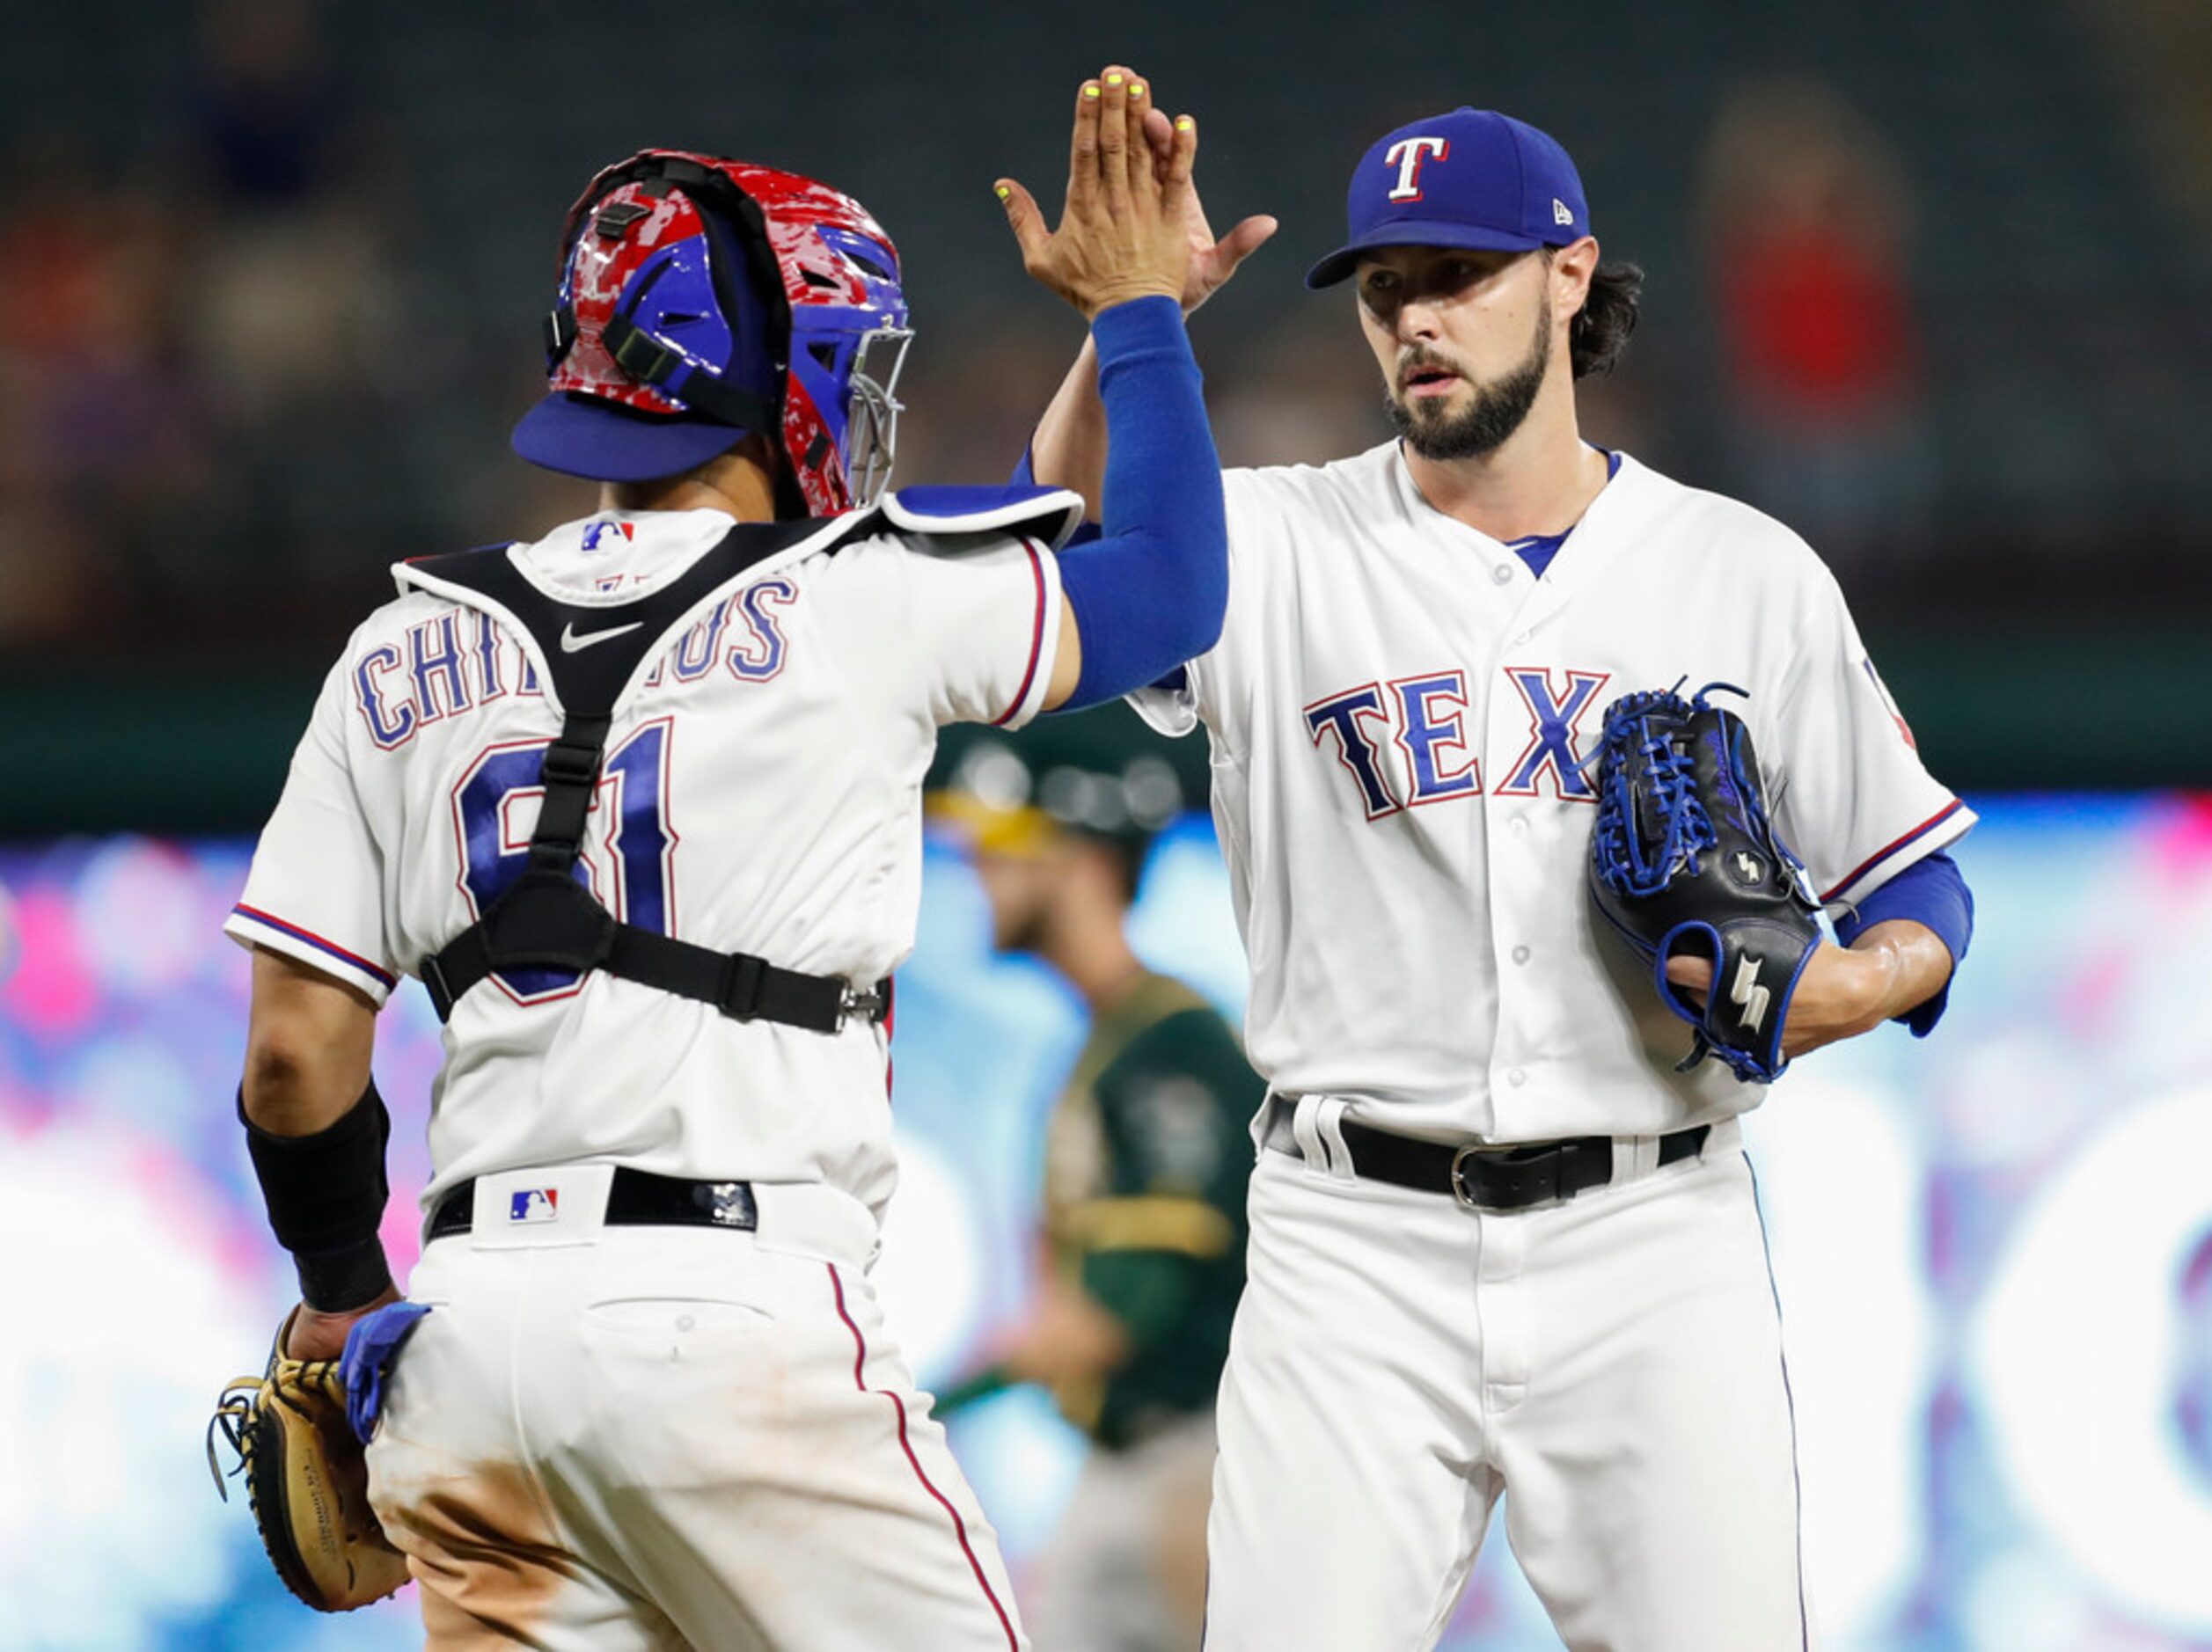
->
<box><xmin>1203</xmin><ymin>1109</ymin><xmax>1809</xmax><ymax>1651</ymax></box>
<box><xmin>363</xmin><ymin>1167</ymin><xmax>1027</xmax><ymax>1651</ymax></box>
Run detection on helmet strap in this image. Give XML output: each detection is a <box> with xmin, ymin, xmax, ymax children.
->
<box><xmin>599</xmin><ymin>311</ymin><xmax>778</xmax><ymax>436</ymax></box>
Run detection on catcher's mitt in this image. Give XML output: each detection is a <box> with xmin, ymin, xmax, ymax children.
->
<box><xmin>1587</xmin><ymin>682</ymin><xmax>1821</xmax><ymax>1083</ymax></box>
<box><xmin>206</xmin><ymin>1312</ymin><xmax>410</xmax><ymax>1612</ymax></box>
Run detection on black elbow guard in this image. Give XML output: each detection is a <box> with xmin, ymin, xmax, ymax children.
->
<box><xmin>238</xmin><ymin>1080</ymin><xmax>395</xmax><ymax>1312</ymax></box>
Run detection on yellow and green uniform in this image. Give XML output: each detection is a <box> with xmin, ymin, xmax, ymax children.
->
<box><xmin>1044</xmin><ymin>970</ymin><xmax>1263</xmax><ymax>1450</ymax></box>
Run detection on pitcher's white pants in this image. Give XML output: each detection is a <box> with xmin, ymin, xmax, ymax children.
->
<box><xmin>364</xmin><ymin>1167</ymin><xmax>1026</xmax><ymax>1651</ymax></box>
<box><xmin>1204</xmin><ymin>1113</ymin><xmax>1808</xmax><ymax>1651</ymax></box>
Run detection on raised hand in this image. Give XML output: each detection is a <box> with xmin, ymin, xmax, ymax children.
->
<box><xmin>997</xmin><ymin>66</ymin><xmax>1197</xmax><ymax>318</ymax></box>
<box><xmin>1134</xmin><ymin>103</ymin><xmax>1278</xmax><ymax>313</ymax></box>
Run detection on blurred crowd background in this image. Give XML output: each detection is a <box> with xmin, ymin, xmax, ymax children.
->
<box><xmin>4</xmin><ymin>0</ymin><xmax>2208</xmax><ymax>827</ymax></box>
<box><xmin>6</xmin><ymin>2</ymin><xmax>2212</xmax><ymax>1648</ymax></box>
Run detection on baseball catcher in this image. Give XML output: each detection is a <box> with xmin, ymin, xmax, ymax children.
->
<box><xmin>211</xmin><ymin>62</ymin><xmax>1227</xmax><ymax>1646</ymax></box>
<box><xmin>1587</xmin><ymin>682</ymin><xmax>1823</xmax><ymax>1082</ymax></box>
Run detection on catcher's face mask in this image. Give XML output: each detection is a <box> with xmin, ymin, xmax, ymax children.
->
<box><xmin>515</xmin><ymin>149</ymin><xmax>912</xmax><ymax>514</ymax></box>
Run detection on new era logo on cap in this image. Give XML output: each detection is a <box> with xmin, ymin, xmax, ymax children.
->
<box><xmin>1307</xmin><ymin>107</ymin><xmax>1592</xmax><ymax>289</ymax></box>
<box><xmin>509</xmin><ymin>1188</ymin><xmax>560</xmax><ymax>1224</ymax></box>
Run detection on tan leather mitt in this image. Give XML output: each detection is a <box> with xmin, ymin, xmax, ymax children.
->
<box><xmin>207</xmin><ymin>1313</ymin><xmax>410</xmax><ymax>1612</ymax></box>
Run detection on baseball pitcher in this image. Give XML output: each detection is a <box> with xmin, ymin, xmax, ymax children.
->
<box><xmin>1013</xmin><ymin>93</ymin><xmax>1977</xmax><ymax>1649</ymax></box>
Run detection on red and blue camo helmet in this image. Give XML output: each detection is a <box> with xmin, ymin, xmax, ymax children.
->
<box><xmin>511</xmin><ymin>149</ymin><xmax>912</xmax><ymax>515</ymax></box>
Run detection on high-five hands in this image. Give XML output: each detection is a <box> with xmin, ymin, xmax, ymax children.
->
<box><xmin>997</xmin><ymin>66</ymin><xmax>1199</xmax><ymax>318</ymax></box>
<box><xmin>1129</xmin><ymin>98</ymin><xmax>1278</xmax><ymax>314</ymax></box>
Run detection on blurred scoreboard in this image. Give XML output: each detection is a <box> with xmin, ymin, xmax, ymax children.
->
<box><xmin>3</xmin><ymin>793</ymin><xmax>2209</xmax><ymax>1650</ymax></box>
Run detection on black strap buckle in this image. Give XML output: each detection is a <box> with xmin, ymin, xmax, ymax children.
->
<box><xmin>529</xmin><ymin>733</ymin><xmax>606</xmax><ymax>866</ymax></box>
<box><xmin>609</xmin><ymin>324</ymin><xmax>674</xmax><ymax>387</ymax></box>
<box><xmin>840</xmin><ymin>982</ymin><xmax>887</xmax><ymax>1021</ymax></box>
<box><xmin>540</xmin><ymin>735</ymin><xmax>603</xmax><ymax>789</ymax></box>
<box><xmin>718</xmin><ymin>953</ymin><xmax>767</xmax><ymax>1020</ymax></box>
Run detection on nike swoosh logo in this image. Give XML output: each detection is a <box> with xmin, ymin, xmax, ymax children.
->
<box><xmin>560</xmin><ymin>619</ymin><xmax>643</xmax><ymax>653</ymax></box>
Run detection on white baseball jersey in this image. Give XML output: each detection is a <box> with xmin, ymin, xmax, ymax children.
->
<box><xmin>227</xmin><ymin>500</ymin><xmax>1066</xmax><ymax>1217</ymax></box>
<box><xmin>1135</xmin><ymin>441</ymin><xmax>1972</xmax><ymax>1143</ymax></box>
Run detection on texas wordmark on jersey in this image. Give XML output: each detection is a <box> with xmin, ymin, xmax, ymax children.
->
<box><xmin>1135</xmin><ymin>442</ymin><xmax>1972</xmax><ymax>1142</ymax></box>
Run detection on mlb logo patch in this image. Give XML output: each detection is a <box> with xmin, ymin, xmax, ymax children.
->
<box><xmin>509</xmin><ymin>1188</ymin><xmax>560</xmax><ymax>1224</ymax></box>
<box><xmin>581</xmin><ymin>521</ymin><xmax>635</xmax><ymax>554</ymax></box>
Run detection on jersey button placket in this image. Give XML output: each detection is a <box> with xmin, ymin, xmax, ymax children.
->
<box><xmin>1490</xmin><ymin>802</ymin><xmax>1534</xmax><ymax>1126</ymax></box>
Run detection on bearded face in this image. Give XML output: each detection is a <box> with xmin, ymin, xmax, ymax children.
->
<box><xmin>1382</xmin><ymin>288</ymin><xmax>1552</xmax><ymax>461</ymax></box>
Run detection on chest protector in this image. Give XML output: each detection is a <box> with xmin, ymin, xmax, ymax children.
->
<box><xmin>401</xmin><ymin>486</ymin><xmax>1080</xmax><ymax>1032</ymax></box>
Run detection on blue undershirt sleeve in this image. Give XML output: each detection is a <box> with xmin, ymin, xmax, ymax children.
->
<box><xmin>1052</xmin><ymin>296</ymin><xmax>1227</xmax><ymax>711</ymax></box>
<box><xmin>1832</xmin><ymin>850</ymin><xmax>1974</xmax><ymax>1036</ymax></box>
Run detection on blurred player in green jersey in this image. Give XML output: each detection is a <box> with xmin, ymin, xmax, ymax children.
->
<box><xmin>935</xmin><ymin>742</ymin><xmax>1261</xmax><ymax>1652</ymax></box>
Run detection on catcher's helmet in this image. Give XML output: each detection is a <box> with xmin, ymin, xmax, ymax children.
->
<box><xmin>512</xmin><ymin>150</ymin><xmax>912</xmax><ymax>514</ymax></box>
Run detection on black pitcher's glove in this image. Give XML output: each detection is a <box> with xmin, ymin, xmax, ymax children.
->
<box><xmin>1587</xmin><ymin>683</ymin><xmax>1821</xmax><ymax>1083</ymax></box>
<box><xmin>206</xmin><ymin>1312</ymin><xmax>410</xmax><ymax>1612</ymax></box>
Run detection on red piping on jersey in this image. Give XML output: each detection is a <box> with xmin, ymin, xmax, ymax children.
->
<box><xmin>991</xmin><ymin>538</ymin><xmax>1050</xmax><ymax>727</ymax></box>
<box><xmin>1820</xmin><ymin>799</ymin><xmax>1967</xmax><ymax>903</ymax></box>
<box><xmin>231</xmin><ymin>904</ymin><xmax>399</xmax><ymax>990</ymax></box>
<box><xmin>826</xmin><ymin>1264</ymin><xmax>1019</xmax><ymax>1649</ymax></box>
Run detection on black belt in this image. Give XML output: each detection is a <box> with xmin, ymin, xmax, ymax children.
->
<box><xmin>427</xmin><ymin>1169</ymin><xmax>759</xmax><ymax>1241</ymax></box>
<box><xmin>1261</xmin><ymin>1096</ymin><xmax>1710</xmax><ymax>1211</ymax></box>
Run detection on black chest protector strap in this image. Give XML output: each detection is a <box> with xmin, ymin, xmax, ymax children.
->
<box><xmin>410</xmin><ymin>524</ymin><xmax>889</xmax><ymax>1034</ymax></box>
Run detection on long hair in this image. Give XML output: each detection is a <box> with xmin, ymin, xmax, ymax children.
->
<box><xmin>1566</xmin><ymin>259</ymin><xmax>1644</xmax><ymax>378</ymax></box>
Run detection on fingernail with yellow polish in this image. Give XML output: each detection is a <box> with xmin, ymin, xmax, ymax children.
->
<box><xmin>995</xmin><ymin>185</ymin><xmax>1011</xmax><ymax>200</ymax></box>
<box><xmin>1176</xmin><ymin>116</ymin><xmax>1194</xmax><ymax>131</ymax></box>
<box><xmin>1084</xmin><ymin>84</ymin><xmax>1101</xmax><ymax>99</ymax></box>
<box><xmin>1104</xmin><ymin>73</ymin><xmax>1124</xmax><ymax>86</ymax></box>
<box><xmin>1131</xmin><ymin>84</ymin><xmax>1146</xmax><ymax>98</ymax></box>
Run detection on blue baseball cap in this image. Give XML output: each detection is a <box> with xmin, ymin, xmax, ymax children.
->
<box><xmin>1305</xmin><ymin>108</ymin><xmax>1591</xmax><ymax>289</ymax></box>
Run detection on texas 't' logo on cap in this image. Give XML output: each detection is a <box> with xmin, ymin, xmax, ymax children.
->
<box><xmin>1307</xmin><ymin>108</ymin><xmax>1592</xmax><ymax>289</ymax></box>
<box><xmin>1384</xmin><ymin>135</ymin><xmax>1449</xmax><ymax>201</ymax></box>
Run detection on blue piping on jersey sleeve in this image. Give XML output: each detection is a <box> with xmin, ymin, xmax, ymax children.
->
<box><xmin>1832</xmin><ymin>849</ymin><xmax>1974</xmax><ymax>1036</ymax></box>
<box><xmin>1054</xmin><ymin>296</ymin><xmax>1227</xmax><ymax>712</ymax></box>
